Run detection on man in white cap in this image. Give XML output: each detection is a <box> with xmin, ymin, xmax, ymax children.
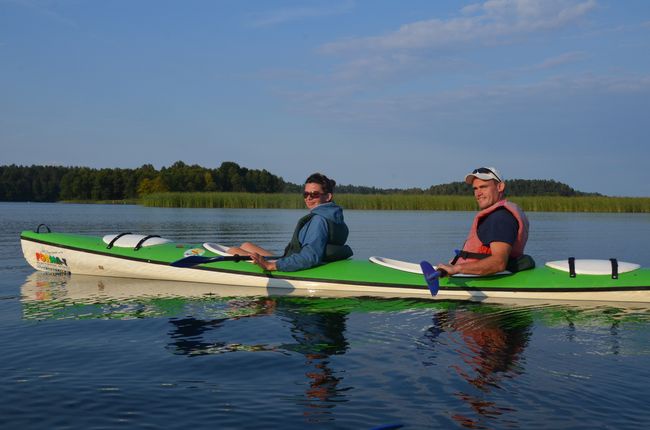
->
<box><xmin>436</xmin><ymin>167</ymin><xmax>531</xmax><ymax>276</ymax></box>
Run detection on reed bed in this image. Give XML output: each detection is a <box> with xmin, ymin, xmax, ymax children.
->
<box><xmin>510</xmin><ymin>196</ymin><xmax>650</xmax><ymax>213</ymax></box>
<box><xmin>62</xmin><ymin>199</ymin><xmax>140</xmax><ymax>205</ymax></box>
<box><xmin>141</xmin><ymin>192</ymin><xmax>650</xmax><ymax>213</ymax></box>
<box><xmin>141</xmin><ymin>192</ymin><xmax>306</xmax><ymax>209</ymax></box>
<box><xmin>334</xmin><ymin>194</ymin><xmax>478</xmax><ymax>211</ymax></box>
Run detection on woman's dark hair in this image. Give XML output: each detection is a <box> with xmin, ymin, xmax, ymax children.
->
<box><xmin>305</xmin><ymin>172</ymin><xmax>336</xmax><ymax>194</ymax></box>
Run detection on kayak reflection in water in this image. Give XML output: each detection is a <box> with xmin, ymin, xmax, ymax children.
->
<box><xmin>227</xmin><ymin>173</ymin><xmax>353</xmax><ymax>272</ymax></box>
<box><xmin>166</xmin><ymin>297</ymin><xmax>278</xmax><ymax>355</ymax></box>
<box><xmin>166</xmin><ymin>296</ymin><xmax>349</xmax><ymax>418</ymax></box>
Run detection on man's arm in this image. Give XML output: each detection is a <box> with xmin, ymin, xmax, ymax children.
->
<box><xmin>437</xmin><ymin>241</ymin><xmax>512</xmax><ymax>276</ymax></box>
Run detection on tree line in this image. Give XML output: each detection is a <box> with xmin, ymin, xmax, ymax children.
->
<box><xmin>426</xmin><ymin>179</ymin><xmax>600</xmax><ymax>197</ymax></box>
<box><xmin>301</xmin><ymin>180</ymin><xmax>598</xmax><ymax>197</ymax></box>
<box><xmin>0</xmin><ymin>161</ymin><xmax>285</xmax><ymax>202</ymax></box>
<box><xmin>0</xmin><ymin>161</ymin><xmax>598</xmax><ymax>202</ymax></box>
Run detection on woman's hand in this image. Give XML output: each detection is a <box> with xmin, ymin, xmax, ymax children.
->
<box><xmin>250</xmin><ymin>252</ymin><xmax>277</xmax><ymax>271</ymax></box>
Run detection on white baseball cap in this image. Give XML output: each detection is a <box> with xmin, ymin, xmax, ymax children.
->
<box><xmin>464</xmin><ymin>167</ymin><xmax>503</xmax><ymax>184</ymax></box>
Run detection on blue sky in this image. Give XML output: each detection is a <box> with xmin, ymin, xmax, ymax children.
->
<box><xmin>1</xmin><ymin>0</ymin><xmax>649</xmax><ymax>196</ymax></box>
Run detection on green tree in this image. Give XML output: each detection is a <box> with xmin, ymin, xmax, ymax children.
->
<box><xmin>137</xmin><ymin>176</ymin><xmax>169</xmax><ymax>196</ymax></box>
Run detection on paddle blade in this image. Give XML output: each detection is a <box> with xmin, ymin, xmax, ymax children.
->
<box><xmin>170</xmin><ymin>255</ymin><xmax>225</xmax><ymax>268</ymax></box>
<box><xmin>420</xmin><ymin>261</ymin><xmax>441</xmax><ymax>296</ymax></box>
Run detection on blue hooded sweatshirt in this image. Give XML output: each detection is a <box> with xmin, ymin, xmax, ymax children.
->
<box><xmin>275</xmin><ymin>202</ymin><xmax>347</xmax><ymax>272</ymax></box>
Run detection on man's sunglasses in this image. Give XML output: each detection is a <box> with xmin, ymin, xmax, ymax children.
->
<box><xmin>472</xmin><ymin>167</ymin><xmax>501</xmax><ymax>182</ymax></box>
<box><xmin>303</xmin><ymin>191</ymin><xmax>326</xmax><ymax>199</ymax></box>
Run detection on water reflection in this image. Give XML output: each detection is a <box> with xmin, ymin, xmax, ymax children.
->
<box><xmin>20</xmin><ymin>272</ymin><xmax>650</xmax><ymax>428</ymax></box>
<box><xmin>442</xmin><ymin>308</ymin><xmax>531</xmax><ymax>391</ymax></box>
<box><xmin>277</xmin><ymin>304</ymin><xmax>348</xmax><ymax>413</ymax></box>
<box><xmin>167</xmin><ymin>307</ymin><xmax>277</xmax><ymax>355</ymax></box>
<box><xmin>427</xmin><ymin>306</ymin><xmax>532</xmax><ymax>428</ymax></box>
<box><xmin>21</xmin><ymin>273</ymin><xmax>352</xmax><ymax>419</ymax></box>
<box><xmin>164</xmin><ymin>299</ymin><xmax>349</xmax><ymax>420</ymax></box>
<box><xmin>419</xmin><ymin>303</ymin><xmax>650</xmax><ymax>429</ymax></box>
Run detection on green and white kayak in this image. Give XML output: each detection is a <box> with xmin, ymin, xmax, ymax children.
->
<box><xmin>20</xmin><ymin>229</ymin><xmax>650</xmax><ymax>304</ymax></box>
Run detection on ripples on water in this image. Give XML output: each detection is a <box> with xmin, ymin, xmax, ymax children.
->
<box><xmin>2</xmin><ymin>203</ymin><xmax>650</xmax><ymax>429</ymax></box>
<box><xmin>9</xmin><ymin>272</ymin><xmax>650</xmax><ymax>429</ymax></box>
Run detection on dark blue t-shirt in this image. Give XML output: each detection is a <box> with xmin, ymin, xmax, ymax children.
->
<box><xmin>477</xmin><ymin>207</ymin><xmax>518</xmax><ymax>247</ymax></box>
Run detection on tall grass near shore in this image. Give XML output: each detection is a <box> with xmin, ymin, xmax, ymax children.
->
<box><xmin>141</xmin><ymin>192</ymin><xmax>305</xmax><ymax>209</ymax></box>
<box><xmin>141</xmin><ymin>192</ymin><xmax>650</xmax><ymax>213</ymax></box>
<box><xmin>511</xmin><ymin>196</ymin><xmax>650</xmax><ymax>213</ymax></box>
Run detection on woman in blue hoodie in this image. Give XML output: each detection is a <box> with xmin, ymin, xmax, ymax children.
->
<box><xmin>228</xmin><ymin>173</ymin><xmax>352</xmax><ymax>272</ymax></box>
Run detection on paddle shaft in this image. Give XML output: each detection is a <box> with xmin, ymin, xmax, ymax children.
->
<box><xmin>171</xmin><ymin>254</ymin><xmax>282</xmax><ymax>268</ymax></box>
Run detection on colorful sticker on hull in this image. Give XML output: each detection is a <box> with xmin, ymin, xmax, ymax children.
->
<box><xmin>35</xmin><ymin>251</ymin><xmax>70</xmax><ymax>273</ymax></box>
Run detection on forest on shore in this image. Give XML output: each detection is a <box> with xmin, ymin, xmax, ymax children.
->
<box><xmin>1</xmin><ymin>161</ymin><xmax>602</xmax><ymax>202</ymax></box>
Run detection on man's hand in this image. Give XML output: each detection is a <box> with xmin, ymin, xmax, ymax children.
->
<box><xmin>437</xmin><ymin>242</ymin><xmax>511</xmax><ymax>276</ymax></box>
<box><xmin>436</xmin><ymin>263</ymin><xmax>456</xmax><ymax>276</ymax></box>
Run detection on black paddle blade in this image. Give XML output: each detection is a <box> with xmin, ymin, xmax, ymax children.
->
<box><xmin>170</xmin><ymin>255</ymin><xmax>228</xmax><ymax>268</ymax></box>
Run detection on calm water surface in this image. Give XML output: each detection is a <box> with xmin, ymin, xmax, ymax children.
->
<box><xmin>1</xmin><ymin>202</ymin><xmax>650</xmax><ymax>429</ymax></box>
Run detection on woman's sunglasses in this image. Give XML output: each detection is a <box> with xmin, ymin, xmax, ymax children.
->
<box><xmin>303</xmin><ymin>191</ymin><xmax>326</xmax><ymax>199</ymax></box>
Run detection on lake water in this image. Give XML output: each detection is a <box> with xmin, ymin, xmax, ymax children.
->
<box><xmin>2</xmin><ymin>202</ymin><xmax>650</xmax><ymax>429</ymax></box>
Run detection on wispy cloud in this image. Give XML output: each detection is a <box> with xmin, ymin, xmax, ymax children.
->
<box><xmin>328</xmin><ymin>52</ymin><xmax>472</xmax><ymax>83</ymax></box>
<box><xmin>248</xmin><ymin>0</ymin><xmax>355</xmax><ymax>28</ymax></box>
<box><xmin>521</xmin><ymin>51</ymin><xmax>588</xmax><ymax>71</ymax></box>
<box><xmin>321</xmin><ymin>0</ymin><xmax>596</xmax><ymax>54</ymax></box>
<box><xmin>308</xmin><ymin>0</ymin><xmax>600</xmax><ymax>96</ymax></box>
<box><xmin>281</xmin><ymin>72</ymin><xmax>650</xmax><ymax>128</ymax></box>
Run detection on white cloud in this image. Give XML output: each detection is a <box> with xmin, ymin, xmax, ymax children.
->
<box><xmin>269</xmin><ymin>1</ymin><xmax>648</xmax><ymax>139</ymax></box>
<box><xmin>310</xmin><ymin>0</ymin><xmax>600</xmax><ymax>98</ymax></box>
<box><xmin>321</xmin><ymin>0</ymin><xmax>596</xmax><ymax>53</ymax></box>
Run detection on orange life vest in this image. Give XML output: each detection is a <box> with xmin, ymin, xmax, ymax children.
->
<box><xmin>455</xmin><ymin>200</ymin><xmax>529</xmax><ymax>264</ymax></box>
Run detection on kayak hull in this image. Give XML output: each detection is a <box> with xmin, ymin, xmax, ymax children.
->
<box><xmin>20</xmin><ymin>230</ymin><xmax>650</xmax><ymax>304</ymax></box>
